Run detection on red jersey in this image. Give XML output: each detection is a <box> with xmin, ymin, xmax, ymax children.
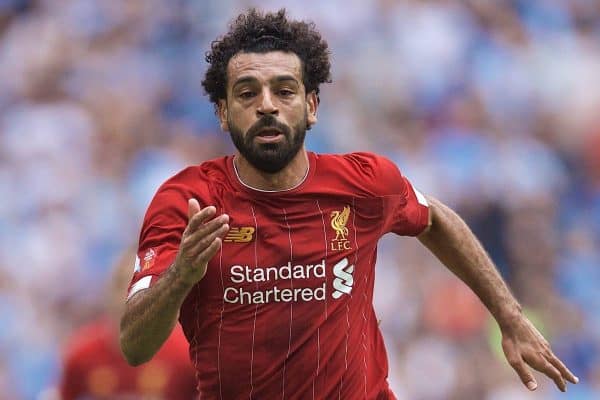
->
<box><xmin>60</xmin><ymin>319</ymin><xmax>197</xmax><ymax>400</ymax></box>
<box><xmin>128</xmin><ymin>152</ymin><xmax>429</xmax><ymax>399</ymax></box>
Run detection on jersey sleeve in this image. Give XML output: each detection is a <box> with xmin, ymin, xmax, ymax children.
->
<box><xmin>126</xmin><ymin>181</ymin><xmax>190</xmax><ymax>299</ymax></box>
<box><xmin>367</xmin><ymin>154</ymin><xmax>430</xmax><ymax>236</ymax></box>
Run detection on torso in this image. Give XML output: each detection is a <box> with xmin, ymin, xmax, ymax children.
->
<box><xmin>134</xmin><ymin>151</ymin><xmax>429</xmax><ymax>399</ymax></box>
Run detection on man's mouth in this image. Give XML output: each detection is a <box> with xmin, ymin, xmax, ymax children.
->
<box><xmin>254</xmin><ymin>128</ymin><xmax>285</xmax><ymax>143</ymax></box>
<box><xmin>256</xmin><ymin>128</ymin><xmax>282</xmax><ymax>137</ymax></box>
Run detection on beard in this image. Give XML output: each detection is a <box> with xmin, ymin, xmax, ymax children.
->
<box><xmin>228</xmin><ymin>112</ymin><xmax>307</xmax><ymax>174</ymax></box>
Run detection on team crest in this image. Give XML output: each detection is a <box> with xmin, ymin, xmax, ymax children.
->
<box><xmin>330</xmin><ymin>206</ymin><xmax>352</xmax><ymax>251</ymax></box>
<box><xmin>224</xmin><ymin>227</ymin><xmax>255</xmax><ymax>243</ymax></box>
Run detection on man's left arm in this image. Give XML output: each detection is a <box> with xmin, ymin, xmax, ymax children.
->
<box><xmin>417</xmin><ymin>195</ymin><xmax>579</xmax><ymax>392</ymax></box>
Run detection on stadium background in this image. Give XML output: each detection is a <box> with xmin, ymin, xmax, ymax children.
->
<box><xmin>0</xmin><ymin>0</ymin><xmax>599</xmax><ymax>398</ymax></box>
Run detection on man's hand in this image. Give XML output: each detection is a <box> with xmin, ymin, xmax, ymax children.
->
<box><xmin>501</xmin><ymin>315</ymin><xmax>579</xmax><ymax>392</ymax></box>
<box><xmin>173</xmin><ymin>199</ymin><xmax>230</xmax><ymax>285</ymax></box>
<box><xmin>120</xmin><ymin>199</ymin><xmax>228</xmax><ymax>365</ymax></box>
<box><xmin>417</xmin><ymin>198</ymin><xmax>579</xmax><ymax>393</ymax></box>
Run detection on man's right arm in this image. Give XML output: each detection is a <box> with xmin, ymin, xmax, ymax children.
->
<box><xmin>119</xmin><ymin>265</ymin><xmax>194</xmax><ymax>365</ymax></box>
<box><xmin>120</xmin><ymin>200</ymin><xmax>230</xmax><ymax>365</ymax></box>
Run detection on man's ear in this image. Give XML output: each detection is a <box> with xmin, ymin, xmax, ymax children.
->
<box><xmin>306</xmin><ymin>91</ymin><xmax>318</xmax><ymax>128</ymax></box>
<box><xmin>217</xmin><ymin>99</ymin><xmax>229</xmax><ymax>132</ymax></box>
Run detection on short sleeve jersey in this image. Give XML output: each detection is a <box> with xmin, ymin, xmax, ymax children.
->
<box><xmin>128</xmin><ymin>152</ymin><xmax>429</xmax><ymax>400</ymax></box>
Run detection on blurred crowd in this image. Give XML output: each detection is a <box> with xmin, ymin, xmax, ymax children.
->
<box><xmin>0</xmin><ymin>0</ymin><xmax>599</xmax><ymax>399</ymax></box>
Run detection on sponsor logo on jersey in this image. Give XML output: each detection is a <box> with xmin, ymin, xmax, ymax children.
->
<box><xmin>222</xmin><ymin>257</ymin><xmax>355</xmax><ymax>304</ymax></box>
<box><xmin>142</xmin><ymin>248</ymin><xmax>156</xmax><ymax>271</ymax></box>
<box><xmin>332</xmin><ymin>257</ymin><xmax>354</xmax><ymax>298</ymax></box>
<box><xmin>330</xmin><ymin>205</ymin><xmax>352</xmax><ymax>251</ymax></box>
<box><xmin>224</xmin><ymin>227</ymin><xmax>255</xmax><ymax>243</ymax></box>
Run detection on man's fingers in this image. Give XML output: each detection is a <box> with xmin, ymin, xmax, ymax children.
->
<box><xmin>524</xmin><ymin>353</ymin><xmax>566</xmax><ymax>392</ymax></box>
<box><xmin>186</xmin><ymin>214</ymin><xmax>229</xmax><ymax>243</ymax></box>
<box><xmin>188</xmin><ymin>198</ymin><xmax>202</xmax><ymax>219</ymax></box>
<box><xmin>188</xmin><ymin>223</ymin><xmax>230</xmax><ymax>258</ymax></box>
<box><xmin>196</xmin><ymin>237</ymin><xmax>223</xmax><ymax>264</ymax></box>
<box><xmin>543</xmin><ymin>361</ymin><xmax>566</xmax><ymax>392</ymax></box>
<box><xmin>501</xmin><ymin>320</ymin><xmax>579</xmax><ymax>392</ymax></box>
<box><xmin>542</xmin><ymin>361</ymin><xmax>566</xmax><ymax>392</ymax></box>
<box><xmin>187</xmin><ymin>205</ymin><xmax>217</xmax><ymax>231</ymax></box>
<box><xmin>181</xmin><ymin>215</ymin><xmax>228</xmax><ymax>255</ymax></box>
<box><xmin>547</xmin><ymin>353</ymin><xmax>579</xmax><ymax>384</ymax></box>
<box><xmin>507</xmin><ymin>356</ymin><xmax>537</xmax><ymax>391</ymax></box>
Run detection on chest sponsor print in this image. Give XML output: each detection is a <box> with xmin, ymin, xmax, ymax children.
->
<box><xmin>222</xmin><ymin>258</ymin><xmax>354</xmax><ymax>304</ymax></box>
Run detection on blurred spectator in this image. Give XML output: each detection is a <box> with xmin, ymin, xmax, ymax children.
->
<box><xmin>58</xmin><ymin>248</ymin><xmax>198</xmax><ymax>399</ymax></box>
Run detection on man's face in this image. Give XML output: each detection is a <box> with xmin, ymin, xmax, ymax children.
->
<box><xmin>218</xmin><ymin>51</ymin><xmax>318</xmax><ymax>173</ymax></box>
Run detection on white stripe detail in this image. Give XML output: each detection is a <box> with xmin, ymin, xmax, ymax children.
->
<box><xmin>316</xmin><ymin>201</ymin><xmax>328</xmax><ymax>320</ymax></box>
<box><xmin>217</xmin><ymin>245</ymin><xmax>225</xmax><ymax>400</ymax></box>
<box><xmin>339</xmin><ymin>199</ymin><xmax>359</xmax><ymax>399</ymax></box>
<box><xmin>314</xmin><ymin>329</ymin><xmax>320</xmax><ymax>400</ymax></box>
<box><xmin>340</xmin><ymin>304</ymin><xmax>350</xmax><ymax>400</ymax></box>
<box><xmin>315</xmin><ymin>200</ymin><xmax>328</xmax><ymax>399</ymax></box>
<box><xmin>193</xmin><ymin>268</ymin><xmax>202</xmax><ymax>394</ymax></box>
<box><xmin>127</xmin><ymin>276</ymin><xmax>152</xmax><ymax>300</ymax></box>
<box><xmin>414</xmin><ymin>187</ymin><xmax>428</xmax><ymax>207</ymax></box>
<box><xmin>351</xmin><ymin>197</ymin><xmax>368</xmax><ymax>398</ymax></box>
<box><xmin>249</xmin><ymin>206</ymin><xmax>259</xmax><ymax>400</ymax></box>
<box><xmin>281</xmin><ymin>208</ymin><xmax>293</xmax><ymax>400</ymax></box>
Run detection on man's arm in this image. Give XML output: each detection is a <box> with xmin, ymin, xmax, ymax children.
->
<box><xmin>120</xmin><ymin>200</ymin><xmax>229</xmax><ymax>365</ymax></box>
<box><xmin>417</xmin><ymin>196</ymin><xmax>578</xmax><ymax>392</ymax></box>
<box><xmin>119</xmin><ymin>265</ymin><xmax>193</xmax><ymax>365</ymax></box>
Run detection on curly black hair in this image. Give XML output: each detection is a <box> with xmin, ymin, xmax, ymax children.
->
<box><xmin>202</xmin><ymin>8</ymin><xmax>332</xmax><ymax>108</ymax></box>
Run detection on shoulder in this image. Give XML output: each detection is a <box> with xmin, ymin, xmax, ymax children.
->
<box><xmin>146</xmin><ymin>156</ymin><xmax>231</xmax><ymax>216</ymax></box>
<box><xmin>313</xmin><ymin>152</ymin><xmax>405</xmax><ymax>196</ymax></box>
<box><xmin>157</xmin><ymin>156</ymin><xmax>230</xmax><ymax>197</ymax></box>
<box><xmin>316</xmin><ymin>151</ymin><xmax>399</xmax><ymax>176</ymax></box>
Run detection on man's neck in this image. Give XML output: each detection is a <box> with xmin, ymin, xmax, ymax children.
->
<box><xmin>233</xmin><ymin>149</ymin><xmax>309</xmax><ymax>192</ymax></box>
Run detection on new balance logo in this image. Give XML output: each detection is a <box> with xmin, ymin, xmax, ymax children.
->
<box><xmin>224</xmin><ymin>227</ymin><xmax>255</xmax><ymax>243</ymax></box>
<box><xmin>332</xmin><ymin>257</ymin><xmax>354</xmax><ymax>299</ymax></box>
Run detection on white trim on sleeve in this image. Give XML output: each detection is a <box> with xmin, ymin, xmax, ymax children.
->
<box><xmin>414</xmin><ymin>188</ymin><xmax>428</xmax><ymax>207</ymax></box>
<box><xmin>127</xmin><ymin>276</ymin><xmax>152</xmax><ymax>300</ymax></box>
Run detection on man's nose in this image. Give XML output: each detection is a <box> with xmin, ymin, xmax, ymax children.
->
<box><xmin>257</xmin><ymin>90</ymin><xmax>278</xmax><ymax>116</ymax></box>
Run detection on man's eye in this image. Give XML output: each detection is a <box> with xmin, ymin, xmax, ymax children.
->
<box><xmin>279</xmin><ymin>89</ymin><xmax>294</xmax><ymax>96</ymax></box>
<box><xmin>239</xmin><ymin>92</ymin><xmax>255</xmax><ymax>99</ymax></box>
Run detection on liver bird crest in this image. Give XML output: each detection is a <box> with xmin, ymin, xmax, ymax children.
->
<box><xmin>330</xmin><ymin>206</ymin><xmax>350</xmax><ymax>241</ymax></box>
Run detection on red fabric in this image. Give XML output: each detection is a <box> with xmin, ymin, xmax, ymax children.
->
<box><xmin>129</xmin><ymin>152</ymin><xmax>429</xmax><ymax>399</ymax></box>
<box><xmin>60</xmin><ymin>319</ymin><xmax>197</xmax><ymax>400</ymax></box>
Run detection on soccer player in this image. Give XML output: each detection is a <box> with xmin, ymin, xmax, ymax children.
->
<box><xmin>120</xmin><ymin>9</ymin><xmax>578</xmax><ymax>399</ymax></box>
<box><xmin>60</xmin><ymin>248</ymin><xmax>197</xmax><ymax>399</ymax></box>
